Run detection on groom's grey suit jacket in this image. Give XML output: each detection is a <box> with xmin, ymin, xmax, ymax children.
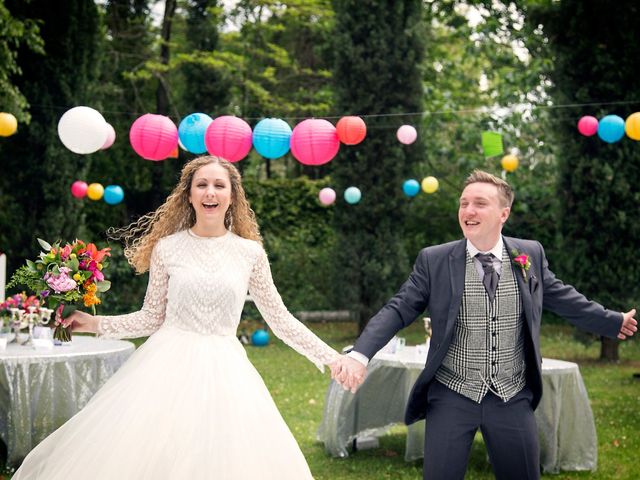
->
<box><xmin>352</xmin><ymin>236</ymin><xmax>623</xmax><ymax>425</ymax></box>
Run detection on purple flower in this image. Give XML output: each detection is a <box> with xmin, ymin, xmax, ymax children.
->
<box><xmin>40</xmin><ymin>290</ymin><xmax>50</xmax><ymax>298</ymax></box>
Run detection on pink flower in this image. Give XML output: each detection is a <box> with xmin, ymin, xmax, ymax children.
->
<box><xmin>514</xmin><ymin>255</ymin><xmax>528</xmax><ymax>267</ymax></box>
<box><xmin>44</xmin><ymin>267</ymin><xmax>78</xmax><ymax>293</ymax></box>
<box><xmin>60</xmin><ymin>244</ymin><xmax>72</xmax><ymax>261</ymax></box>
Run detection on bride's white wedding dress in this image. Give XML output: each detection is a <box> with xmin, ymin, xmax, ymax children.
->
<box><xmin>14</xmin><ymin>229</ymin><xmax>338</xmax><ymax>479</ymax></box>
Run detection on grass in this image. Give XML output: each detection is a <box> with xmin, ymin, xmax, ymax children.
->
<box><xmin>3</xmin><ymin>320</ymin><xmax>638</xmax><ymax>479</ymax></box>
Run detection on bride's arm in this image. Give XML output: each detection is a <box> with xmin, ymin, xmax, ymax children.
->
<box><xmin>248</xmin><ymin>247</ymin><xmax>339</xmax><ymax>371</ymax></box>
<box><xmin>96</xmin><ymin>242</ymin><xmax>169</xmax><ymax>339</ymax></box>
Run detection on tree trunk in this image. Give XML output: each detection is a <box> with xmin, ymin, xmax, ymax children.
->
<box><xmin>599</xmin><ymin>337</ymin><xmax>619</xmax><ymax>362</ymax></box>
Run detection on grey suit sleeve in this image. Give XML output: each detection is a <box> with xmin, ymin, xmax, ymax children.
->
<box><xmin>353</xmin><ymin>249</ymin><xmax>431</xmax><ymax>359</ymax></box>
<box><xmin>539</xmin><ymin>242</ymin><xmax>623</xmax><ymax>338</ymax></box>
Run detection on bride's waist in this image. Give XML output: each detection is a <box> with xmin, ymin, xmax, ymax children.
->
<box><xmin>160</xmin><ymin>322</ymin><xmax>237</xmax><ymax>337</ymax></box>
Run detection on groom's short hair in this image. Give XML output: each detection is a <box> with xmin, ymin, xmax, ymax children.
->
<box><xmin>464</xmin><ymin>170</ymin><xmax>515</xmax><ymax>208</ymax></box>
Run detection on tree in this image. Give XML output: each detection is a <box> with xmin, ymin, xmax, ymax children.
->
<box><xmin>331</xmin><ymin>0</ymin><xmax>426</xmax><ymax>331</ymax></box>
<box><xmin>527</xmin><ymin>0</ymin><xmax>640</xmax><ymax>360</ymax></box>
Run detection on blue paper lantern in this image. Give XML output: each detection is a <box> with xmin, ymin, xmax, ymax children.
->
<box><xmin>597</xmin><ymin>115</ymin><xmax>625</xmax><ymax>143</ymax></box>
<box><xmin>252</xmin><ymin>118</ymin><xmax>292</xmax><ymax>159</ymax></box>
<box><xmin>178</xmin><ymin>113</ymin><xmax>213</xmax><ymax>154</ymax></box>
<box><xmin>403</xmin><ymin>179</ymin><xmax>420</xmax><ymax>197</ymax></box>
<box><xmin>103</xmin><ymin>185</ymin><xmax>125</xmax><ymax>205</ymax></box>
<box><xmin>251</xmin><ymin>329</ymin><xmax>270</xmax><ymax>347</ymax></box>
<box><xmin>344</xmin><ymin>186</ymin><xmax>362</xmax><ymax>205</ymax></box>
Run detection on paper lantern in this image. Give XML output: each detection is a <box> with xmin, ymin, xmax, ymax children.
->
<box><xmin>58</xmin><ymin>106</ymin><xmax>108</xmax><ymax>154</ymax></box>
<box><xmin>624</xmin><ymin>112</ymin><xmax>640</xmax><ymax>141</ymax></box>
<box><xmin>87</xmin><ymin>183</ymin><xmax>104</xmax><ymax>201</ymax></box>
<box><xmin>179</xmin><ymin>113</ymin><xmax>213</xmax><ymax>154</ymax></box>
<box><xmin>71</xmin><ymin>181</ymin><xmax>88</xmax><ymax>199</ymax></box>
<box><xmin>318</xmin><ymin>187</ymin><xmax>336</xmax><ymax>206</ymax></box>
<box><xmin>421</xmin><ymin>176</ymin><xmax>439</xmax><ymax>194</ymax></box>
<box><xmin>0</xmin><ymin>112</ymin><xmax>18</xmax><ymax>137</ymax></box>
<box><xmin>344</xmin><ymin>186</ymin><xmax>361</xmax><ymax>204</ymax></box>
<box><xmin>101</xmin><ymin>123</ymin><xmax>116</xmax><ymax>150</ymax></box>
<box><xmin>597</xmin><ymin>115</ymin><xmax>625</xmax><ymax>143</ymax></box>
<box><xmin>577</xmin><ymin>116</ymin><xmax>598</xmax><ymax>137</ymax></box>
<box><xmin>403</xmin><ymin>179</ymin><xmax>420</xmax><ymax>197</ymax></box>
<box><xmin>204</xmin><ymin>116</ymin><xmax>252</xmax><ymax>162</ymax></box>
<box><xmin>397</xmin><ymin>125</ymin><xmax>417</xmax><ymax>145</ymax></box>
<box><xmin>103</xmin><ymin>185</ymin><xmax>125</xmax><ymax>205</ymax></box>
<box><xmin>501</xmin><ymin>154</ymin><xmax>519</xmax><ymax>172</ymax></box>
<box><xmin>253</xmin><ymin>118</ymin><xmax>292</xmax><ymax>159</ymax></box>
<box><xmin>251</xmin><ymin>329</ymin><xmax>270</xmax><ymax>347</ymax></box>
<box><xmin>290</xmin><ymin>119</ymin><xmax>340</xmax><ymax>166</ymax></box>
<box><xmin>129</xmin><ymin>114</ymin><xmax>179</xmax><ymax>161</ymax></box>
<box><xmin>481</xmin><ymin>131</ymin><xmax>504</xmax><ymax>157</ymax></box>
<box><xmin>336</xmin><ymin>116</ymin><xmax>366</xmax><ymax>145</ymax></box>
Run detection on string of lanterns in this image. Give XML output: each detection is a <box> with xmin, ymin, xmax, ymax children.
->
<box><xmin>577</xmin><ymin>113</ymin><xmax>640</xmax><ymax>142</ymax></box>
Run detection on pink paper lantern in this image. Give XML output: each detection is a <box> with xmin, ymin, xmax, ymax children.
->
<box><xmin>129</xmin><ymin>114</ymin><xmax>178</xmax><ymax>161</ymax></box>
<box><xmin>71</xmin><ymin>180</ymin><xmax>88</xmax><ymax>199</ymax></box>
<box><xmin>290</xmin><ymin>119</ymin><xmax>340</xmax><ymax>166</ymax></box>
<box><xmin>318</xmin><ymin>187</ymin><xmax>336</xmax><ymax>206</ymax></box>
<box><xmin>397</xmin><ymin>125</ymin><xmax>417</xmax><ymax>144</ymax></box>
<box><xmin>204</xmin><ymin>116</ymin><xmax>253</xmax><ymax>162</ymax></box>
<box><xmin>101</xmin><ymin>123</ymin><xmax>116</xmax><ymax>150</ymax></box>
<box><xmin>577</xmin><ymin>116</ymin><xmax>598</xmax><ymax>136</ymax></box>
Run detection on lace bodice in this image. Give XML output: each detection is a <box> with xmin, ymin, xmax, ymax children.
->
<box><xmin>97</xmin><ymin>230</ymin><xmax>338</xmax><ymax>369</ymax></box>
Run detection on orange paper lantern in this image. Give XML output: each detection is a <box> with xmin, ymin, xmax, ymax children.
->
<box><xmin>336</xmin><ymin>116</ymin><xmax>367</xmax><ymax>145</ymax></box>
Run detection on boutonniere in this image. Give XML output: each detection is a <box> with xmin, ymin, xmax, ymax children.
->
<box><xmin>511</xmin><ymin>249</ymin><xmax>531</xmax><ymax>282</ymax></box>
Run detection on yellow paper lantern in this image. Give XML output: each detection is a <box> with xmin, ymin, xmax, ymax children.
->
<box><xmin>624</xmin><ymin>112</ymin><xmax>640</xmax><ymax>141</ymax></box>
<box><xmin>0</xmin><ymin>112</ymin><xmax>18</xmax><ymax>137</ymax></box>
<box><xmin>421</xmin><ymin>176</ymin><xmax>439</xmax><ymax>194</ymax></box>
<box><xmin>87</xmin><ymin>183</ymin><xmax>104</xmax><ymax>201</ymax></box>
<box><xmin>501</xmin><ymin>154</ymin><xmax>519</xmax><ymax>172</ymax></box>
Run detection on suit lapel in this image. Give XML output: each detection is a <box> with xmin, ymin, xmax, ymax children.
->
<box><xmin>446</xmin><ymin>239</ymin><xmax>467</xmax><ymax>338</ymax></box>
<box><xmin>503</xmin><ymin>236</ymin><xmax>534</xmax><ymax>332</ymax></box>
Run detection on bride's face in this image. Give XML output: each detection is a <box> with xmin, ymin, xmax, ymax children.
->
<box><xmin>189</xmin><ymin>163</ymin><xmax>232</xmax><ymax>227</ymax></box>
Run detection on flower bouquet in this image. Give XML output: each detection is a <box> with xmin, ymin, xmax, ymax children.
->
<box><xmin>8</xmin><ymin>238</ymin><xmax>111</xmax><ymax>342</ymax></box>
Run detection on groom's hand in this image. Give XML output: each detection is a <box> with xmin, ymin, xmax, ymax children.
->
<box><xmin>618</xmin><ymin>308</ymin><xmax>638</xmax><ymax>340</ymax></box>
<box><xmin>331</xmin><ymin>356</ymin><xmax>367</xmax><ymax>393</ymax></box>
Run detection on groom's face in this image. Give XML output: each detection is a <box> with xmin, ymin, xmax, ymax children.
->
<box><xmin>458</xmin><ymin>182</ymin><xmax>510</xmax><ymax>247</ymax></box>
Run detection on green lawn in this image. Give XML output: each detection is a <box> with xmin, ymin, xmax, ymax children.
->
<box><xmin>3</xmin><ymin>320</ymin><xmax>638</xmax><ymax>479</ymax></box>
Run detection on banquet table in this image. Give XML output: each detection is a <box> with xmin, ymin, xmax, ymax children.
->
<box><xmin>0</xmin><ymin>336</ymin><xmax>135</xmax><ymax>465</ymax></box>
<box><xmin>318</xmin><ymin>345</ymin><xmax>597</xmax><ymax>474</ymax></box>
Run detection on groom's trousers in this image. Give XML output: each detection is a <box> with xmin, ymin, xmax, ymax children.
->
<box><xmin>422</xmin><ymin>380</ymin><xmax>540</xmax><ymax>480</ymax></box>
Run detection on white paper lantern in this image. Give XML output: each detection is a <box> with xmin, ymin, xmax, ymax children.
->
<box><xmin>58</xmin><ymin>106</ymin><xmax>108</xmax><ymax>154</ymax></box>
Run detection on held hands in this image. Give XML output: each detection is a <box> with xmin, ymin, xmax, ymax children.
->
<box><xmin>58</xmin><ymin>310</ymin><xmax>99</xmax><ymax>334</ymax></box>
<box><xmin>329</xmin><ymin>356</ymin><xmax>367</xmax><ymax>393</ymax></box>
<box><xmin>618</xmin><ymin>309</ymin><xmax>638</xmax><ymax>340</ymax></box>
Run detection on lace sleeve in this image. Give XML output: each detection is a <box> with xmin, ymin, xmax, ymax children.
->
<box><xmin>248</xmin><ymin>248</ymin><xmax>339</xmax><ymax>371</ymax></box>
<box><xmin>96</xmin><ymin>242</ymin><xmax>168</xmax><ymax>339</ymax></box>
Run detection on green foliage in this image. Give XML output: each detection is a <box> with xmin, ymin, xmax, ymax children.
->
<box><xmin>331</xmin><ymin>0</ymin><xmax>426</xmax><ymax>329</ymax></box>
<box><xmin>0</xmin><ymin>0</ymin><xmax>44</xmax><ymax>122</ymax></box>
<box><xmin>245</xmin><ymin>176</ymin><xmax>337</xmax><ymax>310</ymax></box>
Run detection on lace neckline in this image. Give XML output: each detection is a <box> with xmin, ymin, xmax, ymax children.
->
<box><xmin>187</xmin><ymin>228</ymin><xmax>230</xmax><ymax>240</ymax></box>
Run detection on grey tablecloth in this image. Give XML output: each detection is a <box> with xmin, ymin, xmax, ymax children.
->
<box><xmin>318</xmin><ymin>346</ymin><xmax>597</xmax><ymax>473</ymax></box>
<box><xmin>0</xmin><ymin>336</ymin><xmax>135</xmax><ymax>465</ymax></box>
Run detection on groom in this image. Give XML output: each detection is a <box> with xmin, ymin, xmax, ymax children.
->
<box><xmin>333</xmin><ymin>170</ymin><xmax>637</xmax><ymax>480</ymax></box>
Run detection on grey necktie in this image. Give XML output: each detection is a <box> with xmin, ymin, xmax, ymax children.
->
<box><xmin>476</xmin><ymin>253</ymin><xmax>498</xmax><ymax>302</ymax></box>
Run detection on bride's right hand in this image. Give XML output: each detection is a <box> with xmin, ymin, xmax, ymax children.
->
<box><xmin>60</xmin><ymin>310</ymin><xmax>99</xmax><ymax>334</ymax></box>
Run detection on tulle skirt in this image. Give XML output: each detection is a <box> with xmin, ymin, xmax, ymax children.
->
<box><xmin>13</xmin><ymin>326</ymin><xmax>314</xmax><ymax>479</ymax></box>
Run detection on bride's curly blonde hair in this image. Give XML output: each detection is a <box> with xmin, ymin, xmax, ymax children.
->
<box><xmin>109</xmin><ymin>155</ymin><xmax>262</xmax><ymax>273</ymax></box>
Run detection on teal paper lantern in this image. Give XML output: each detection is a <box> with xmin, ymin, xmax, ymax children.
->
<box><xmin>103</xmin><ymin>185</ymin><xmax>125</xmax><ymax>205</ymax></box>
<box><xmin>403</xmin><ymin>179</ymin><xmax>420</xmax><ymax>197</ymax></box>
<box><xmin>344</xmin><ymin>186</ymin><xmax>362</xmax><ymax>205</ymax></box>
<box><xmin>251</xmin><ymin>329</ymin><xmax>270</xmax><ymax>347</ymax></box>
<box><xmin>179</xmin><ymin>113</ymin><xmax>213</xmax><ymax>154</ymax></box>
<box><xmin>597</xmin><ymin>115</ymin><xmax>625</xmax><ymax>143</ymax></box>
<box><xmin>252</xmin><ymin>118</ymin><xmax>292</xmax><ymax>159</ymax></box>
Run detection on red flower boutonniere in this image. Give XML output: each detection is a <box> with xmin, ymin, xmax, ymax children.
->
<box><xmin>511</xmin><ymin>250</ymin><xmax>531</xmax><ymax>282</ymax></box>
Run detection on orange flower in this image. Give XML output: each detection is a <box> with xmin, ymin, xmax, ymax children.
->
<box><xmin>83</xmin><ymin>243</ymin><xmax>111</xmax><ymax>263</ymax></box>
<box><xmin>83</xmin><ymin>293</ymin><xmax>101</xmax><ymax>307</ymax></box>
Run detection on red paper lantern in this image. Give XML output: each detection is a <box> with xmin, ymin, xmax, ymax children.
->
<box><xmin>204</xmin><ymin>116</ymin><xmax>253</xmax><ymax>162</ymax></box>
<box><xmin>336</xmin><ymin>116</ymin><xmax>366</xmax><ymax>145</ymax></box>
<box><xmin>290</xmin><ymin>119</ymin><xmax>340</xmax><ymax>166</ymax></box>
<box><xmin>129</xmin><ymin>114</ymin><xmax>178</xmax><ymax>161</ymax></box>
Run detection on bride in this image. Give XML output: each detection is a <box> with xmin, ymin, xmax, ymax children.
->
<box><xmin>14</xmin><ymin>155</ymin><xmax>341</xmax><ymax>479</ymax></box>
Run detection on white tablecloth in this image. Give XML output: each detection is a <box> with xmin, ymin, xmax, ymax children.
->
<box><xmin>0</xmin><ymin>336</ymin><xmax>135</xmax><ymax>465</ymax></box>
<box><xmin>318</xmin><ymin>346</ymin><xmax>597</xmax><ymax>473</ymax></box>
